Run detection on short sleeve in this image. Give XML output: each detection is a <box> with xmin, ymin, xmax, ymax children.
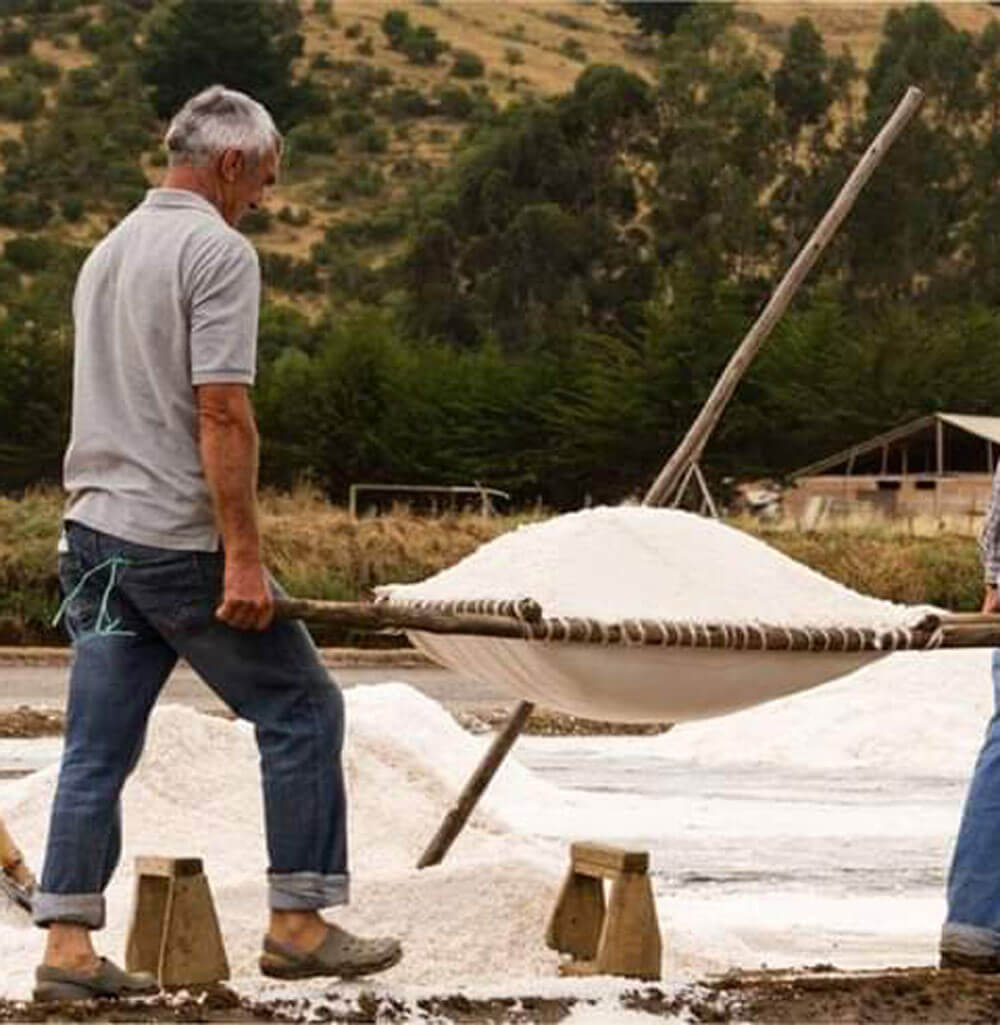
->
<box><xmin>187</xmin><ymin>232</ymin><xmax>260</xmax><ymax>386</ymax></box>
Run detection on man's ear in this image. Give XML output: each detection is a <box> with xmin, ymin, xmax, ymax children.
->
<box><xmin>218</xmin><ymin>148</ymin><xmax>245</xmax><ymax>183</ymax></box>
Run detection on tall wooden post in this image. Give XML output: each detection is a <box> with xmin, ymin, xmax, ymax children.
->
<box><xmin>644</xmin><ymin>87</ymin><xmax>924</xmax><ymax>508</ymax></box>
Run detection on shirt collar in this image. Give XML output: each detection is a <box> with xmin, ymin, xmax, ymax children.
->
<box><xmin>143</xmin><ymin>188</ymin><xmax>222</xmax><ymax>219</ymax></box>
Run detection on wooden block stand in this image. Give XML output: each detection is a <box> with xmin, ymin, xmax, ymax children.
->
<box><xmin>125</xmin><ymin>857</ymin><xmax>229</xmax><ymax>988</ymax></box>
<box><xmin>546</xmin><ymin>842</ymin><xmax>662</xmax><ymax>981</ymax></box>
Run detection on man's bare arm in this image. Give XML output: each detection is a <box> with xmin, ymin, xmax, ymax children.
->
<box><xmin>196</xmin><ymin>383</ymin><xmax>274</xmax><ymax>630</ymax></box>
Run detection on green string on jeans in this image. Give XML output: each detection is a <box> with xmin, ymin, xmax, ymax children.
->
<box><xmin>52</xmin><ymin>555</ymin><xmax>136</xmax><ymax>640</ymax></box>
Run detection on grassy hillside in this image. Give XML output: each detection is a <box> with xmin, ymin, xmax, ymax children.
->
<box><xmin>2</xmin><ymin>1</ymin><xmax>995</xmax><ymax>279</ymax></box>
<box><xmin>739</xmin><ymin>2</ymin><xmax>997</xmax><ymax>68</ymax></box>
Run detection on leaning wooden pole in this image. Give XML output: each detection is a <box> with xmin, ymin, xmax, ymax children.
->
<box><xmin>417</xmin><ymin>700</ymin><xmax>535</xmax><ymax>869</ymax></box>
<box><xmin>644</xmin><ymin>85</ymin><xmax>924</xmax><ymax>507</ymax></box>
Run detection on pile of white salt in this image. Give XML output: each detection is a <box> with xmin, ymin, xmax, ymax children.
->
<box><xmin>381</xmin><ymin>506</ymin><xmax>930</xmax><ymax>629</ymax></box>
<box><xmin>0</xmin><ymin>690</ymin><xmax>566</xmax><ymax>1001</ymax></box>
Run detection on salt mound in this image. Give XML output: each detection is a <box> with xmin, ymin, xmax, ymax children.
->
<box><xmin>0</xmin><ymin>692</ymin><xmax>563</xmax><ymax>999</ymax></box>
<box><xmin>650</xmin><ymin>648</ymin><xmax>991</xmax><ymax>776</ymax></box>
<box><xmin>381</xmin><ymin>506</ymin><xmax>928</xmax><ymax>629</ymax></box>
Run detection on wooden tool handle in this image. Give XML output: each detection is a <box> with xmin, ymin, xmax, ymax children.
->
<box><xmin>0</xmin><ymin>816</ymin><xmax>33</xmax><ymax>889</ymax></box>
<box><xmin>0</xmin><ymin>817</ymin><xmax>22</xmax><ymax>872</ymax></box>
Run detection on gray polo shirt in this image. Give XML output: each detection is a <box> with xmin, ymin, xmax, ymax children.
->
<box><xmin>63</xmin><ymin>188</ymin><xmax>260</xmax><ymax>551</ymax></box>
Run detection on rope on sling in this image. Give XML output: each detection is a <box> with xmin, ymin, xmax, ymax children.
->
<box><xmin>376</xmin><ymin>596</ymin><xmax>950</xmax><ymax>653</ymax></box>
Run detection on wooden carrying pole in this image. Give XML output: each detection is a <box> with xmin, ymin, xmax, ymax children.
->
<box><xmin>644</xmin><ymin>85</ymin><xmax>924</xmax><ymax>507</ymax></box>
<box><xmin>273</xmin><ymin>597</ymin><xmax>539</xmax><ymax>637</ymax></box>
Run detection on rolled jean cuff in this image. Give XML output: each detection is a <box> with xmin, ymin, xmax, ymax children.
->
<box><xmin>32</xmin><ymin>891</ymin><xmax>105</xmax><ymax>930</ymax></box>
<box><xmin>268</xmin><ymin>871</ymin><xmax>349</xmax><ymax>911</ymax></box>
<box><xmin>941</xmin><ymin>922</ymin><xmax>1000</xmax><ymax>957</ymax></box>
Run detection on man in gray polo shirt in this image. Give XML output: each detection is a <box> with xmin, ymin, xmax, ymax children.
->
<box><xmin>33</xmin><ymin>86</ymin><xmax>401</xmax><ymax>1002</ymax></box>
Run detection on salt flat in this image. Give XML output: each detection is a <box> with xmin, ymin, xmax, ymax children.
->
<box><xmin>0</xmin><ymin>647</ymin><xmax>990</xmax><ymax>1013</ymax></box>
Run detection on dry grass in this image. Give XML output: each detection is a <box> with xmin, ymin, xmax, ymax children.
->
<box><xmin>258</xmin><ymin>483</ymin><xmax>535</xmax><ymax>603</ymax></box>
<box><xmin>0</xmin><ymin>487</ymin><xmax>986</xmax><ymax>645</ymax></box>
<box><xmin>732</xmin><ymin>508</ymin><xmax>985</xmax><ymax>538</ymax></box>
<box><xmin>300</xmin><ymin>1</ymin><xmax>657</xmax><ymax>101</ymax></box>
<box><xmin>740</xmin><ymin>2</ymin><xmax>998</xmax><ymax>68</ymax></box>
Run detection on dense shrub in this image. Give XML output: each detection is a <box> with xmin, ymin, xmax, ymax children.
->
<box><xmin>505</xmin><ymin>47</ymin><xmax>524</xmax><ymax>66</ymax></box>
<box><xmin>0</xmin><ymin>27</ymin><xmax>31</xmax><ymax>57</ymax></box>
<box><xmin>380</xmin><ymin>10</ymin><xmax>409</xmax><ymax>47</ymax></box>
<box><xmin>355</xmin><ymin>38</ymin><xmax>374</xmax><ymax>57</ymax></box>
<box><xmin>560</xmin><ymin>38</ymin><xmax>587</xmax><ymax>62</ymax></box>
<box><xmin>287</xmin><ymin>122</ymin><xmax>337</xmax><ymax>155</ymax></box>
<box><xmin>324</xmin><ymin>163</ymin><xmax>384</xmax><ymax>201</ymax></box>
<box><xmin>0</xmin><ymin>259</ymin><xmax>20</xmax><ymax>301</ymax></box>
<box><xmin>0</xmin><ymin>193</ymin><xmax>51</xmax><ymax>230</ymax></box>
<box><xmin>450</xmin><ymin>49</ymin><xmax>485</xmax><ymax>79</ymax></box>
<box><xmin>336</xmin><ymin>107</ymin><xmax>372</xmax><ymax>134</ymax></box>
<box><xmin>386</xmin><ymin>86</ymin><xmax>431</xmax><ymax>119</ymax></box>
<box><xmin>358</xmin><ymin>125</ymin><xmax>388</xmax><ymax>153</ymax></box>
<box><xmin>5</xmin><ymin>235</ymin><xmax>57</xmax><ymax>273</ymax></box>
<box><xmin>78</xmin><ymin>20</ymin><xmax>113</xmax><ymax>51</ymax></box>
<box><xmin>60</xmin><ymin>65</ymin><xmax>103</xmax><ymax>105</ymax></box>
<box><xmin>380</xmin><ymin>10</ymin><xmax>445</xmax><ymax>64</ymax></box>
<box><xmin>259</xmin><ymin>251</ymin><xmax>321</xmax><ymax>292</ymax></box>
<box><xmin>400</xmin><ymin>25</ymin><xmax>445</xmax><ymax>65</ymax></box>
<box><xmin>435</xmin><ymin>85</ymin><xmax>474</xmax><ymax>119</ymax></box>
<box><xmin>10</xmin><ymin>55</ymin><xmax>59</xmax><ymax>82</ymax></box>
<box><xmin>240</xmin><ymin>208</ymin><xmax>272</xmax><ymax>233</ymax></box>
<box><xmin>0</xmin><ymin>76</ymin><xmax>44</xmax><ymax>120</ymax></box>
<box><xmin>545</xmin><ymin>11</ymin><xmax>588</xmax><ymax>31</ymax></box>
<box><xmin>344</xmin><ymin>22</ymin><xmax>363</xmax><ymax>39</ymax></box>
<box><xmin>325</xmin><ymin>210</ymin><xmax>405</xmax><ymax>246</ymax></box>
<box><xmin>59</xmin><ymin>196</ymin><xmax>84</xmax><ymax>222</ymax></box>
<box><xmin>335</xmin><ymin>62</ymin><xmax>384</xmax><ymax>106</ymax></box>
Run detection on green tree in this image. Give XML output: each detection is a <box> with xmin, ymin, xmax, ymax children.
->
<box><xmin>845</xmin><ymin>4</ymin><xmax>981</xmax><ymax>299</ymax></box>
<box><xmin>651</xmin><ymin>6</ymin><xmax>781</xmax><ymax>286</ymax></box>
<box><xmin>615</xmin><ymin>2</ymin><xmax>695</xmax><ymax>37</ymax></box>
<box><xmin>139</xmin><ymin>0</ymin><xmax>322</xmax><ymax>127</ymax></box>
<box><xmin>400</xmin><ymin>67</ymin><xmax>653</xmax><ymax>348</ymax></box>
<box><xmin>774</xmin><ymin>18</ymin><xmax>830</xmax><ymax>138</ymax></box>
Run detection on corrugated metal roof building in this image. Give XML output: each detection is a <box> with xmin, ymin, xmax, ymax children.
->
<box><xmin>785</xmin><ymin>413</ymin><xmax>1000</xmax><ymax>521</ymax></box>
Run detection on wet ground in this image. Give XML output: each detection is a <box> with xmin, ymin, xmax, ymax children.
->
<box><xmin>1</xmin><ymin>968</ymin><xmax>999</xmax><ymax>1023</ymax></box>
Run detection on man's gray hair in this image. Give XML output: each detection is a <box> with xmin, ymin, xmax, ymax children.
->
<box><xmin>164</xmin><ymin>85</ymin><xmax>282</xmax><ymax>167</ymax></box>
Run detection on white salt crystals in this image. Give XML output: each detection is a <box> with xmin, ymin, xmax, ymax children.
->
<box><xmin>382</xmin><ymin>506</ymin><xmax>930</xmax><ymax>630</ymax></box>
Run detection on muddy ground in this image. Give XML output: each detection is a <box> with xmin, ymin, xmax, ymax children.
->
<box><xmin>0</xmin><ymin>968</ymin><xmax>997</xmax><ymax>1023</ymax></box>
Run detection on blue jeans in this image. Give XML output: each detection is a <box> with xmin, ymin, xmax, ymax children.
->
<box><xmin>33</xmin><ymin>521</ymin><xmax>348</xmax><ymax>930</ymax></box>
<box><xmin>943</xmin><ymin>649</ymin><xmax>1000</xmax><ymax>955</ymax></box>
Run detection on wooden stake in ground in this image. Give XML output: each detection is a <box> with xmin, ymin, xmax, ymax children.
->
<box><xmin>644</xmin><ymin>85</ymin><xmax>925</xmax><ymax>508</ymax></box>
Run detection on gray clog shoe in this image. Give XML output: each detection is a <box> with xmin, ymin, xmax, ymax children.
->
<box><xmin>33</xmin><ymin>958</ymin><xmax>159</xmax><ymax>1003</ymax></box>
<box><xmin>260</xmin><ymin>924</ymin><xmax>402</xmax><ymax>979</ymax></box>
